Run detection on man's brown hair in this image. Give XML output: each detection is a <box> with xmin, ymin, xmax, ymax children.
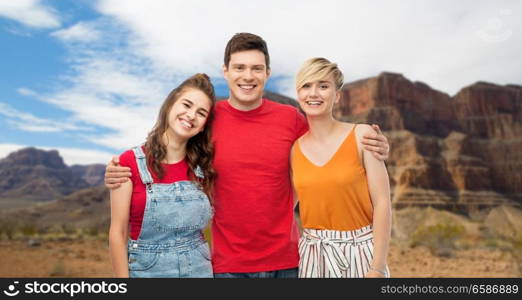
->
<box><xmin>224</xmin><ymin>32</ymin><xmax>270</xmax><ymax>69</ymax></box>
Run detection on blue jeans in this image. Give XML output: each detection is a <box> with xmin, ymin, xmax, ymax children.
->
<box><xmin>214</xmin><ymin>267</ymin><xmax>298</xmax><ymax>278</ymax></box>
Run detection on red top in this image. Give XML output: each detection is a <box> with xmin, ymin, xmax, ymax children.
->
<box><xmin>211</xmin><ymin>99</ymin><xmax>308</xmax><ymax>273</ymax></box>
<box><xmin>119</xmin><ymin>147</ymin><xmax>189</xmax><ymax>240</ymax></box>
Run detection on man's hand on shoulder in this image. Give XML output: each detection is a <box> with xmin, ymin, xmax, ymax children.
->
<box><xmin>105</xmin><ymin>156</ymin><xmax>131</xmax><ymax>189</ymax></box>
<box><xmin>361</xmin><ymin>124</ymin><xmax>390</xmax><ymax>161</ymax></box>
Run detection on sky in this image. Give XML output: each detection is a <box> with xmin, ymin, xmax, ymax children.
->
<box><xmin>0</xmin><ymin>0</ymin><xmax>520</xmax><ymax>165</ymax></box>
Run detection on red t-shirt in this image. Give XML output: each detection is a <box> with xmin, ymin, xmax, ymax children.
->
<box><xmin>119</xmin><ymin>147</ymin><xmax>189</xmax><ymax>240</ymax></box>
<box><xmin>211</xmin><ymin>99</ymin><xmax>308</xmax><ymax>273</ymax></box>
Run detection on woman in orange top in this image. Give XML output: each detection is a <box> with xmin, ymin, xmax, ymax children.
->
<box><xmin>291</xmin><ymin>58</ymin><xmax>391</xmax><ymax>278</ymax></box>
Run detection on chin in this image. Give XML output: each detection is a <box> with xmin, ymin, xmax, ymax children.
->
<box><xmin>303</xmin><ymin>110</ymin><xmax>327</xmax><ymax>118</ymax></box>
<box><xmin>232</xmin><ymin>89</ymin><xmax>261</xmax><ymax>100</ymax></box>
<box><xmin>241</xmin><ymin>90</ymin><xmax>261</xmax><ymax>98</ymax></box>
<box><xmin>173</xmin><ymin>128</ymin><xmax>196</xmax><ymax>140</ymax></box>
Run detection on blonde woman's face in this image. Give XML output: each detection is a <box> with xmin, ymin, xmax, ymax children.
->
<box><xmin>297</xmin><ymin>74</ymin><xmax>340</xmax><ymax>117</ymax></box>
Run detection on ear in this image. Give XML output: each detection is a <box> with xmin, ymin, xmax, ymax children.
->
<box><xmin>222</xmin><ymin>64</ymin><xmax>229</xmax><ymax>81</ymax></box>
<box><xmin>334</xmin><ymin>90</ymin><xmax>341</xmax><ymax>104</ymax></box>
<box><xmin>266</xmin><ymin>68</ymin><xmax>271</xmax><ymax>79</ymax></box>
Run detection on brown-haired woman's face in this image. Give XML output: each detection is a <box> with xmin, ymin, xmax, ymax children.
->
<box><xmin>166</xmin><ymin>88</ymin><xmax>212</xmax><ymax>140</ymax></box>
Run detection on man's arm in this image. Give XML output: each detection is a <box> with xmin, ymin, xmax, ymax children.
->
<box><xmin>362</xmin><ymin>124</ymin><xmax>390</xmax><ymax>161</ymax></box>
<box><xmin>105</xmin><ymin>156</ymin><xmax>132</xmax><ymax>189</ymax></box>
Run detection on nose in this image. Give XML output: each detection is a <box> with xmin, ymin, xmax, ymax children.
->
<box><xmin>186</xmin><ymin>109</ymin><xmax>196</xmax><ymax>120</ymax></box>
<box><xmin>309</xmin><ymin>85</ymin><xmax>319</xmax><ymax>98</ymax></box>
<box><xmin>243</xmin><ymin>69</ymin><xmax>254</xmax><ymax>81</ymax></box>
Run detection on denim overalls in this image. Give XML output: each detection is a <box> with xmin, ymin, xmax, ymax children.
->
<box><xmin>127</xmin><ymin>147</ymin><xmax>213</xmax><ymax>278</ymax></box>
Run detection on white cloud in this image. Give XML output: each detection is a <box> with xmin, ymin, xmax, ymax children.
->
<box><xmin>36</xmin><ymin>49</ymin><xmax>171</xmax><ymax>150</ymax></box>
<box><xmin>17</xmin><ymin>87</ymin><xmax>37</xmax><ymax>97</ymax></box>
<box><xmin>28</xmin><ymin>17</ymin><xmax>189</xmax><ymax>151</ymax></box>
<box><xmin>0</xmin><ymin>0</ymin><xmax>60</xmax><ymax>28</ymax></box>
<box><xmin>43</xmin><ymin>88</ymin><xmax>158</xmax><ymax>150</ymax></box>
<box><xmin>0</xmin><ymin>102</ymin><xmax>92</xmax><ymax>133</ymax></box>
<box><xmin>95</xmin><ymin>0</ymin><xmax>522</xmax><ymax>96</ymax></box>
<box><xmin>0</xmin><ymin>143</ymin><xmax>113</xmax><ymax>165</ymax></box>
<box><xmin>51</xmin><ymin>22</ymin><xmax>100</xmax><ymax>42</ymax></box>
<box><xmin>12</xmin><ymin>0</ymin><xmax>521</xmax><ymax>158</ymax></box>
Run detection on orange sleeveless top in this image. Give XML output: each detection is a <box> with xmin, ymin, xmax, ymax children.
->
<box><xmin>291</xmin><ymin>125</ymin><xmax>373</xmax><ymax>231</ymax></box>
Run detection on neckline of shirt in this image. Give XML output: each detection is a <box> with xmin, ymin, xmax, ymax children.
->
<box><xmin>222</xmin><ymin>98</ymin><xmax>268</xmax><ymax>116</ymax></box>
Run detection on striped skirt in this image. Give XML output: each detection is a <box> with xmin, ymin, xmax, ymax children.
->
<box><xmin>298</xmin><ymin>225</ymin><xmax>389</xmax><ymax>278</ymax></box>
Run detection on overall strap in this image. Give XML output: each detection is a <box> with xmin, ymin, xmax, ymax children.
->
<box><xmin>132</xmin><ymin>146</ymin><xmax>153</xmax><ymax>185</ymax></box>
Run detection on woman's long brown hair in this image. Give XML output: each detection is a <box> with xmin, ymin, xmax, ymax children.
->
<box><xmin>144</xmin><ymin>73</ymin><xmax>216</xmax><ymax>199</ymax></box>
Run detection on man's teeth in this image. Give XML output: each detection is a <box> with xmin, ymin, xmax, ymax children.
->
<box><xmin>306</xmin><ymin>101</ymin><xmax>323</xmax><ymax>106</ymax></box>
<box><xmin>239</xmin><ymin>85</ymin><xmax>255</xmax><ymax>90</ymax></box>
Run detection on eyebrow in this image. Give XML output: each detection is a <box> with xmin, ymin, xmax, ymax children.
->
<box><xmin>231</xmin><ymin>63</ymin><xmax>265</xmax><ymax>68</ymax></box>
<box><xmin>181</xmin><ymin>98</ymin><xmax>209</xmax><ymax>114</ymax></box>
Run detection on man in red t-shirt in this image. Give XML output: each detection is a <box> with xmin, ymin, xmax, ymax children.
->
<box><xmin>105</xmin><ymin>33</ymin><xmax>389</xmax><ymax>278</ymax></box>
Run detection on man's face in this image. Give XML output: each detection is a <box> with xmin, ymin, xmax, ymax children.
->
<box><xmin>223</xmin><ymin>49</ymin><xmax>270</xmax><ymax>110</ymax></box>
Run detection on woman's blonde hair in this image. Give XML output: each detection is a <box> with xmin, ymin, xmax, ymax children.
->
<box><xmin>295</xmin><ymin>57</ymin><xmax>344</xmax><ymax>91</ymax></box>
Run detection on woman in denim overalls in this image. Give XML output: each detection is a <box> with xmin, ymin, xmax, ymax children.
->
<box><xmin>109</xmin><ymin>74</ymin><xmax>216</xmax><ymax>278</ymax></box>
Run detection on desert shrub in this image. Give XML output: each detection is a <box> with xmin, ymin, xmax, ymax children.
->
<box><xmin>72</xmin><ymin>228</ymin><xmax>85</xmax><ymax>239</ymax></box>
<box><xmin>85</xmin><ymin>226</ymin><xmax>100</xmax><ymax>237</ymax></box>
<box><xmin>483</xmin><ymin>238</ymin><xmax>514</xmax><ymax>251</ymax></box>
<box><xmin>509</xmin><ymin>234</ymin><xmax>522</xmax><ymax>276</ymax></box>
<box><xmin>18</xmin><ymin>223</ymin><xmax>38</xmax><ymax>237</ymax></box>
<box><xmin>44</xmin><ymin>224</ymin><xmax>75</xmax><ymax>241</ymax></box>
<box><xmin>47</xmin><ymin>224</ymin><xmax>65</xmax><ymax>235</ymax></box>
<box><xmin>49</xmin><ymin>260</ymin><xmax>68</xmax><ymax>277</ymax></box>
<box><xmin>511</xmin><ymin>234</ymin><xmax>522</xmax><ymax>249</ymax></box>
<box><xmin>484</xmin><ymin>238</ymin><xmax>499</xmax><ymax>248</ymax></box>
<box><xmin>410</xmin><ymin>223</ymin><xmax>466</xmax><ymax>256</ymax></box>
<box><xmin>61</xmin><ymin>224</ymin><xmax>76</xmax><ymax>235</ymax></box>
<box><xmin>37</xmin><ymin>226</ymin><xmax>49</xmax><ymax>235</ymax></box>
<box><xmin>0</xmin><ymin>222</ymin><xmax>16</xmax><ymax>240</ymax></box>
<box><xmin>78</xmin><ymin>226</ymin><xmax>108</xmax><ymax>240</ymax></box>
<box><xmin>44</xmin><ymin>224</ymin><xmax>63</xmax><ymax>241</ymax></box>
